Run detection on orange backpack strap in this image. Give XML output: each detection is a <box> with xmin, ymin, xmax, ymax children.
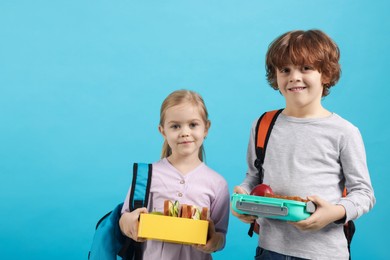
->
<box><xmin>248</xmin><ymin>109</ymin><xmax>283</xmax><ymax>237</ymax></box>
<box><xmin>342</xmin><ymin>187</ymin><xmax>347</xmax><ymax>197</ymax></box>
<box><xmin>254</xmin><ymin>109</ymin><xmax>283</xmax><ymax>184</ymax></box>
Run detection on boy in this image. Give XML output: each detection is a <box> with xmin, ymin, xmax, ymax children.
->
<box><xmin>231</xmin><ymin>30</ymin><xmax>375</xmax><ymax>259</ymax></box>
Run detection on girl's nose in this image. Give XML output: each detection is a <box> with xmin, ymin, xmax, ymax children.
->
<box><xmin>180</xmin><ymin>126</ymin><xmax>191</xmax><ymax>137</ymax></box>
<box><xmin>181</xmin><ymin>127</ymin><xmax>190</xmax><ymax>137</ymax></box>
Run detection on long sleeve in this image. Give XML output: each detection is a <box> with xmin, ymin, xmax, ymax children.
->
<box><xmin>337</xmin><ymin>127</ymin><xmax>376</xmax><ymax>222</ymax></box>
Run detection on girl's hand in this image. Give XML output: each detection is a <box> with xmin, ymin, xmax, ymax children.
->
<box><xmin>230</xmin><ymin>186</ymin><xmax>258</xmax><ymax>223</ymax></box>
<box><xmin>193</xmin><ymin>219</ymin><xmax>224</xmax><ymax>254</ymax></box>
<box><xmin>119</xmin><ymin>207</ymin><xmax>148</xmax><ymax>242</ymax></box>
<box><xmin>289</xmin><ymin>196</ymin><xmax>346</xmax><ymax>231</ymax></box>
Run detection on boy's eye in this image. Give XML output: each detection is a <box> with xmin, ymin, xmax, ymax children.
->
<box><xmin>302</xmin><ymin>65</ymin><xmax>313</xmax><ymax>71</ymax></box>
<box><xmin>170</xmin><ymin>124</ymin><xmax>180</xmax><ymax>129</ymax></box>
<box><xmin>279</xmin><ymin>67</ymin><xmax>290</xmax><ymax>73</ymax></box>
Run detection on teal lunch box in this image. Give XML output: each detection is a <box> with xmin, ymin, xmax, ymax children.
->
<box><xmin>231</xmin><ymin>193</ymin><xmax>316</xmax><ymax>222</ymax></box>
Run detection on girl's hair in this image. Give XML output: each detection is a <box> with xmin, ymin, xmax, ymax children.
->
<box><xmin>159</xmin><ymin>89</ymin><xmax>210</xmax><ymax>161</ymax></box>
<box><xmin>266</xmin><ymin>30</ymin><xmax>341</xmax><ymax>97</ymax></box>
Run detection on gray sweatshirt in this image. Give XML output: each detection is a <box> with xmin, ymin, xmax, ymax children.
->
<box><xmin>240</xmin><ymin>112</ymin><xmax>375</xmax><ymax>260</ymax></box>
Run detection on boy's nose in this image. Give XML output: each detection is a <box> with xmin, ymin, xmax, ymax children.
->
<box><xmin>289</xmin><ymin>70</ymin><xmax>302</xmax><ymax>82</ymax></box>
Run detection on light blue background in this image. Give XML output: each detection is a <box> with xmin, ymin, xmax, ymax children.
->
<box><xmin>1</xmin><ymin>1</ymin><xmax>389</xmax><ymax>259</ymax></box>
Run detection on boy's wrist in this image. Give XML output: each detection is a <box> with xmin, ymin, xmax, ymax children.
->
<box><xmin>333</xmin><ymin>204</ymin><xmax>347</xmax><ymax>224</ymax></box>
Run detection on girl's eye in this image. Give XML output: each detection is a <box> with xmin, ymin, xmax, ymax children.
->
<box><xmin>302</xmin><ymin>66</ymin><xmax>313</xmax><ymax>71</ymax></box>
<box><xmin>189</xmin><ymin>123</ymin><xmax>198</xmax><ymax>128</ymax></box>
<box><xmin>170</xmin><ymin>124</ymin><xmax>180</xmax><ymax>129</ymax></box>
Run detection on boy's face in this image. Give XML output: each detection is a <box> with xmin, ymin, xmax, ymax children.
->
<box><xmin>276</xmin><ymin>64</ymin><xmax>325</xmax><ymax>111</ymax></box>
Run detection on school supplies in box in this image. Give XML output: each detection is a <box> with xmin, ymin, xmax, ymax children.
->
<box><xmin>231</xmin><ymin>193</ymin><xmax>316</xmax><ymax>222</ymax></box>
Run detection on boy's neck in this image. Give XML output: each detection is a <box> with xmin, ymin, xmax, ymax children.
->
<box><xmin>282</xmin><ymin>106</ymin><xmax>331</xmax><ymax>118</ymax></box>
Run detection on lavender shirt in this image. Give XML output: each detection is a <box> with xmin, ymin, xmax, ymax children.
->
<box><xmin>122</xmin><ymin>158</ymin><xmax>230</xmax><ymax>260</ymax></box>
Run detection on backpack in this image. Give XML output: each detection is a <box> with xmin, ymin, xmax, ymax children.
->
<box><xmin>249</xmin><ymin>109</ymin><xmax>355</xmax><ymax>258</ymax></box>
<box><xmin>88</xmin><ymin>163</ymin><xmax>153</xmax><ymax>260</ymax></box>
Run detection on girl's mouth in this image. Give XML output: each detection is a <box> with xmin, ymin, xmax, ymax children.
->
<box><xmin>179</xmin><ymin>141</ymin><xmax>193</xmax><ymax>144</ymax></box>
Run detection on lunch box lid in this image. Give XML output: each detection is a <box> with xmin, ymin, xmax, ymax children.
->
<box><xmin>231</xmin><ymin>193</ymin><xmax>314</xmax><ymax>222</ymax></box>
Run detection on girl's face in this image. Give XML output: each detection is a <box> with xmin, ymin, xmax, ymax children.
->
<box><xmin>276</xmin><ymin>64</ymin><xmax>326</xmax><ymax>112</ymax></box>
<box><xmin>159</xmin><ymin>103</ymin><xmax>208</xmax><ymax>161</ymax></box>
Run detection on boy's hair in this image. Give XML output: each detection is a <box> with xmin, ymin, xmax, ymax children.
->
<box><xmin>159</xmin><ymin>89</ymin><xmax>210</xmax><ymax>161</ymax></box>
<box><xmin>266</xmin><ymin>29</ymin><xmax>341</xmax><ymax>97</ymax></box>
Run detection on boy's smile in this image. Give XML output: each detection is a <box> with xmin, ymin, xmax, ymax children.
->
<box><xmin>288</xmin><ymin>86</ymin><xmax>307</xmax><ymax>92</ymax></box>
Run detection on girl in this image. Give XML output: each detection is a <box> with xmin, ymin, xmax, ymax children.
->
<box><xmin>120</xmin><ymin>89</ymin><xmax>230</xmax><ymax>259</ymax></box>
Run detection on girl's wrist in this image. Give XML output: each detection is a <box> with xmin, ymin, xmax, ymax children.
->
<box><xmin>213</xmin><ymin>232</ymin><xmax>224</xmax><ymax>252</ymax></box>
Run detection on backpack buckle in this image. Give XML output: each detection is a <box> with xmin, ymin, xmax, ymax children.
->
<box><xmin>254</xmin><ymin>159</ymin><xmax>262</xmax><ymax>170</ymax></box>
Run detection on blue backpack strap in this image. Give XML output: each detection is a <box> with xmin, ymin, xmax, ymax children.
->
<box><xmin>129</xmin><ymin>163</ymin><xmax>153</xmax><ymax>211</ymax></box>
<box><xmin>118</xmin><ymin>163</ymin><xmax>153</xmax><ymax>260</ymax></box>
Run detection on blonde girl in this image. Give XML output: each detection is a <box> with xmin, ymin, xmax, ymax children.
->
<box><xmin>120</xmin><ymin>89</ymin><xmax>230</xmax><ymax>260</ymax></box>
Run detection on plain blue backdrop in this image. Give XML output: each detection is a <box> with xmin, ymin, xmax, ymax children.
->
<box><xmin>1</xmin><ymin>1</ymin><xmax>389</xmax><ymax>259</ymax></box>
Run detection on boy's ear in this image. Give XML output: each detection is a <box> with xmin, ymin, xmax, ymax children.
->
<box><xmin>322</xmin><ymin>74</ymin><xmax>331</xmax><ymax>86</ymax></box>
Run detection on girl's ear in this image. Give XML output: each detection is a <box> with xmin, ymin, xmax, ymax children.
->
<box><xmin>204</xmin><ymin>120</ymin><xmax>211</xmax><ymax>136</ymax></box>
<box><xmin>158</xmin><ymin>125</ymin><xmax>165</xmax><ymax>137</ymax></box>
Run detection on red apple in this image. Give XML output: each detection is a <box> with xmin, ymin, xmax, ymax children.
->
<box><xmin>250</xmin><ymin>184</ymin><xmax>274</xmax><ymax>196</ymax></box>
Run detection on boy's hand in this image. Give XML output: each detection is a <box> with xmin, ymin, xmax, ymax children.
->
<box><xmin>193</xmin><ymin>219</ymin><xmax>224</xmax><ymax>254</ymax></box>
<box><xmin>231</xmin><ymin>186</ymin><xmax>258</xmax><ymax>223</ymax></box>
<box><xmin>119</xmin><ymin>207</ymin><xmax>148</xmax><ymax>242</ymax></box>
<box><xmin>289</xmin><ymin>196</ymin><xmax>346</xmax><ymax>231</ymax></box>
